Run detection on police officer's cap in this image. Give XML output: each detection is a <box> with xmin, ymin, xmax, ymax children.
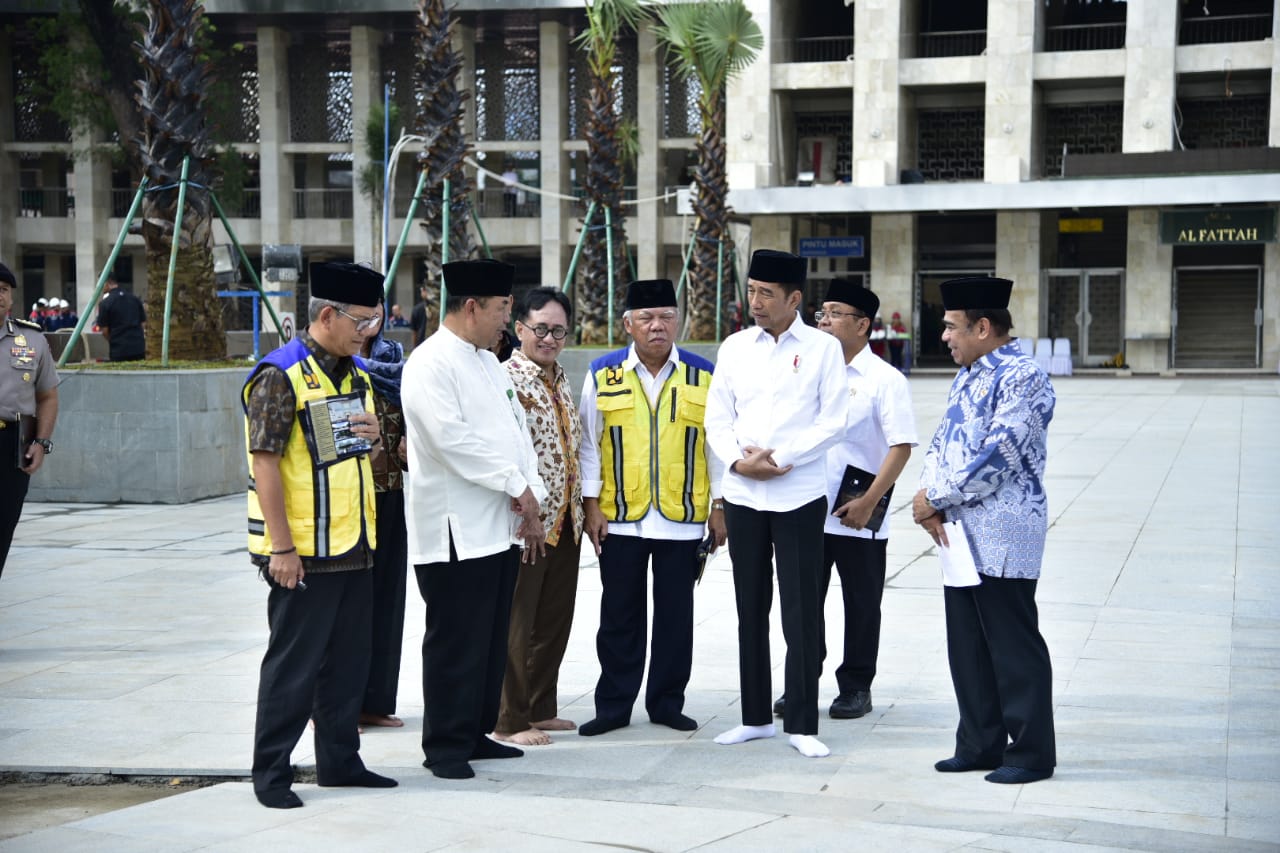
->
<box><xmin>748</xmin><ymin>249</ymin><xmax>806</xmax><ymax>286</ymax></box>
<box><xmin>625</xmin><ymin>279</ymin><xmax>677</xmax><ymax>311</ymax></box>
<box><xmin>442</xmin><ymin>259</ymin><xmax>515</xmax><ymax>298</ymax></box>
<box><xmin>0</xmin><ymin>262</ymin><xmax>15</xmax><ymax>289</ymax></box>
<box><xmin>940</xmin><ymin>276</ymin><xmax>1012</xmax><ymax>311</ymax></box>
<box><xmin>824</xmin><ymin>279</ymin><xmax>879</xmax><ymax>318</ymax></box>
<box><xmin>310</xmin><ymin>261</ymin><xmax>384</xmax><ymax>307</ymax></box>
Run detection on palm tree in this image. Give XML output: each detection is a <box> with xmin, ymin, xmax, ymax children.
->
<box><xmin>414</xmin><ymin>0</ymin><xmax>476</xmax><ymax>334</ymax></box>
<box><xmin>653</xmin><ymin>0</ymin><xmax>761</xmax><ymax>340</ymax></box>
<box><xmin>573</xmin><ymin>0</ymin><xmax>646</xmax><ymax>345</ymax></box>
<box><xmin>135</xmin><ymin>0</ymin><xmax>225</xmax><ymax>360</ymax></box>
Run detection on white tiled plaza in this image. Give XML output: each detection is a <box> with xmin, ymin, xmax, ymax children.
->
<box><xmin>1</xmin><ymin>375</ymin><xmax>1278</xmax><ymax>851</ymax></box>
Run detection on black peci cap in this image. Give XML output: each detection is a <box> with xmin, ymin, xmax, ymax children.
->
<box><xmin>939</xmin><ymin>276</ymin><xmax>1013</xmax><ymax>311</ymax></box>
<box><xmin>747</xmin><ymin>249</ymin><xmax>806</xmax><ymax>286</ymax></box>
<box><xmin>310</xmin><ymin>261</ymin><xmax>384</xmax><ymax>307</ymax></box>
<box><xmin>824</xmin><ymin>279</ymin><xmax>879</xmax><ymax>318</ymax></box>
<box><xmin>442</xmin><ymin>259</ymin><xmax>516</xmax><ymax>298</ymax></box>
<box><xmin>624</xmin><ymin>279</ymin><xmax>677</xmax><ymax>310</ymax></box>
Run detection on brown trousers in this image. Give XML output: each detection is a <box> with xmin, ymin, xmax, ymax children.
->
<box><xmin>496</xmin><ymin>521</ymin><xmax>582</xmax><ymax>733</ymax></box>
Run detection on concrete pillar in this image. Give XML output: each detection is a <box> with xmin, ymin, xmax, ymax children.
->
<box><xmin>634</xmin><ymin>23</ymin><xmax>662</xmax><ymax>281</ymax></box>
<box><xmin>984</xmin><ymin>0</ymin><xmax>1038</xmax><ymax>183</ymax></box>
<box><xmin>1263</xmin><ymin>242</ymin><xmax>1278</xmax><ymax>371</ymax></box>
<box><xmin>257</xmin><ymin>27</ymin><xmax>295</xmax><ymax>313</ymax></box>
<box><xmin>350</xmin><ymin>25</ymin><xmax>380</xmax><ymax>267</ymax></box>
<box><xmin>0</xmin><ymin>30</ymin><xmax>18</xmax><ymax>274</ymax></box>
<box><xmin>1123</xmin><ymin>208</ymin><xmax>1173</xmax><ymax>372</ymax></box>
<box><xmin>71</xmin><ymin>126</ymin><xmax>112</xmax><ymax>314</ymax></box>
<box><xmin>750</xmin><ymin>216</ymin><xmax>796</xmax><ymax>258</ymax></box>
<box><xmin>852</xmin><ymin>0</ymin><xmax>906</xmax><ymax>186</ymax></box>
<box><xmin>1122</xmin><ymin>0</ymin><xmax>1178</xmax><ymax>152</ymax></box>
<box><xmin>871</xmin><ymin>213</ymin><xmax>914</xmax><ymax>330</ymax></box>
<box><xmin>1270</xmin><ymin>13</ymin><xmax>1280</xmax><ymax>147</ymax></box>
<box><xmin>726</xmin><ymin>0</ymin><xmax>777</xmax><ymax>190</ymax></box>
<box><xmin>538</xmin><ymin>19</ymin><xmax>569</xmax><ymax>288</ymax></box>
<box><xmin>996</xmin><ymin>210</ymin><xmax>1042</xmax><ymax>338</ymax></box>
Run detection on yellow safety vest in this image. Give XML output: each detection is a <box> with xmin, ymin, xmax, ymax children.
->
<box><xmin>242</xmin><ymin>339</ymin><xmax>377</xmax><ymax>558</ymax></box>
<box><xmin>592</xmin><ymin>348</ymin><xmax>713</xmax><ymax>523</ymax></box>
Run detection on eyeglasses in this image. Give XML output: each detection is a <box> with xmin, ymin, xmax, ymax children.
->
<box><xmin>335</xmin><ymin>307</ymin><xmax>384</xmax><ymax>332</ymax></box>
<box><xmin>814</xmin><ymin>309</ymin><xmax>866</xmax><ymax>322</ymax></box>
<box><xmin>519</xmin><ymin>321</ymin><xmax>569</xmax><ymax>340</ymax></box>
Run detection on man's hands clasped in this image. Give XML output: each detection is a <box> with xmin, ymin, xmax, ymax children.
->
<box><xmin>513</xmin><ymin>486</ymin><xmax>547</xmax><ymax>563</ymax></box>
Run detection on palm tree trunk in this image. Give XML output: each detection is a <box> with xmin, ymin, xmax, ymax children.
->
<box><xmin>688</xmin><ymin>86</ymin><xmax>729</xmax><ymax>341</ymax></box>
<box><xmin>414</xmin><ymin>0</ymin><xmax>475</xmax><ymax>335</ymax></box>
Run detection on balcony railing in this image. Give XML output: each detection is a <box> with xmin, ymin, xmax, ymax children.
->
<box><xmin>18</xmin><ymin>187</ymin><xmax>73</xmax><ymax>218</ymax></box>
<box><xmin>1179</xmin><ymin>13</ymin><xmax>1273</xmax><ymax>45</ymax></box>
<box><xmin>774</xmin><ymin>36</ymin><xmax>854</xmax><ymax>64</ymax></box>
<box><xmin>1044</xmin><ymin>22</ymin><xmax>1126</xmax><ymax>52</ymax></box>
<box><xmin>219</xmin><ymin>189</ymin><xmax>262</xmax><ymax>219</ymax></box>
<box><xmin>472</xmin><ymin>187</ymin><xmax>541</xmax><ymax>218</ymax></box>
<box><xmin>916</xmin><ymin>29</ymin><xmax>987</xmax><ymax>58</ymax></box>
<box><xmin>294</xmin><ymin>188</ymin><xmax>352</xmax><ymax>220</ymax></box>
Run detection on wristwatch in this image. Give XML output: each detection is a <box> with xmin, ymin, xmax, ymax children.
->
<box><xmin>710</xmin><ymin>499</ymin><xmax>725</xmax><ymax>511</ymax></box>
<box><xmin>31</xmin><ymin>438</ymin><xmax>53</xmax><ymax>455</ymax></box>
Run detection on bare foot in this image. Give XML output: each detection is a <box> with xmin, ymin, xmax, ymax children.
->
<box><xmin>530</xmin><ymin>717</ymin><xmax>576</xmax><ymax>732</ymax></box>
<box><xmin>359</xmin><ymin>713</ymin><xmax>404</xmax><ymax>728</ymax></box>
<box><xmin>494</xmin><ymin>728</ymin><xmax>552</xmax><ymax>746</ymax></box>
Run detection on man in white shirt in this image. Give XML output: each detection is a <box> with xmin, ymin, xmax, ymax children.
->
<box><xmin>772</xmin><ymin>280</ymin><xmax>917</xmax><ymax>721</ymax></box>
<box><xmin>401</xmin><ymin>259</ymin><xmax>548</xmax><ymax>780</ymax></box>
<box><xmin>704</xmin><ymin>250</ymin><xmax>849</xmax><ymax>758</ymax></box>
<box><xmin>577</xmin><ymin>279</ymin><xmax>727</xmax><ymax>737</ymax></box>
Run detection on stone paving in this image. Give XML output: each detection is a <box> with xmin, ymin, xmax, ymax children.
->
<box><xmin>0</xmin><ymin>376</ymin><xmax>1277</xmax><ymax>851</ymax></box>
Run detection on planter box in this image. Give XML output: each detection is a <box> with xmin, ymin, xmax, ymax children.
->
<box><xmin>29</xmin><ymin>369</ymin><xmax>250</xmax><ymax>504</ymax></box>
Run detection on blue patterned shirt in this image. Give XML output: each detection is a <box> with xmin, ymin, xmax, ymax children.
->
<box><xmin>919</xmin><ymin>342</ymin><xmax>1055</xmax><ymax>579</ymax></box>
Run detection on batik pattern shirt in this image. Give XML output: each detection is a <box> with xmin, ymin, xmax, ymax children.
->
<box><xmin>506</xmin><ymin>349</ymin><xmax>583</xmax><ymax>546</ymax></box>
<box><xmin>919</xmin><ymin>342</ymin><xmax>1055</xmax><ymax>579</ymax></box>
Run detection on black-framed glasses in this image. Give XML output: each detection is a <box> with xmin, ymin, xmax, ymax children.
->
<box><xmin>814</xmin><ymin>309</ymin><xmax>866</xmax><ymax>322</ymax></box>
<box><xmin>519</xmin><ymin>321</ymin><xmax>569</xmax><ymax>340</ymax></box>
<box><xmin>335</xmin><ymin>307</ymin><xmax>384</xmax><ymax>333</ymax></box>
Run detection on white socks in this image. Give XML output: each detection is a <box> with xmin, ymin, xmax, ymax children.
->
<box><xmin>714</xmin><ymin>724</ymin><xmax>775</xmax><ymax>745</ymax></box>
<box><xmin>789</xmin><ymin>734</ymin><xmax>830</xmax><ymax>758</ymax></box>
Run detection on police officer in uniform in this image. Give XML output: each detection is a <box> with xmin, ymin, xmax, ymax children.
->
<box><xmin>0</xmin><ymin>262</ymin><xmax>58</xmax><ymax>575</ymax></box>
<box><xmin>244</xmin><ymin>261</ymin><xmax>397</xmax><ymax>808</ymax></box>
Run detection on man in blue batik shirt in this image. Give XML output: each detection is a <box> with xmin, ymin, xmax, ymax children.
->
<box><xmin>912</xmin><ymin>275</ymin><xmax>1056</xmax><ymax>785</ymax></box>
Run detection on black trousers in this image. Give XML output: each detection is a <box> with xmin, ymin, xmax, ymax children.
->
<box><xmin>0</xmin><ymin>426</ymin><xmax>31</xmax><ymax>577</ymax></box>
<box><xmin>944</xmin><ymin>577</ymin><xmax>1056</xmax><ymax>770</ymax></box>
<box><xmin>252</xmin><ymin>568</ymin><xmax>372</xmax><ymax>794</ymax></box>
<box><xmin>363</xmin><ymin>489</ymin><xmax>408</xmax><ymax>716</ymax></box>
<box><xmin>591</xmin><ymin>534</ymin><xmax>698</xmax><ymax>722</ymax></box>
<box><xmin>415</xmin><ymin>544</ymin><xmax>518</xmax><ymax>767</ymax></box>
<box><xmin>819</xmin><ymin>533</ymin><xmax>888</xmax><ymax>694</ymax></box>
<box><xmin>724</xmin><ymin>496</ymin><xmax>827</xmax><ymax>735</ymax></box>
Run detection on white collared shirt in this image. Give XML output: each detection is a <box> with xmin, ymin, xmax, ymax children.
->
<box><xmin>579</xmin><ymin>343</ymin><xmax>723</xmax><ymax>541</ymax></box>
<box><xmin>823</xmin><ymin>344</ymin><xmax>918</xmax><ymax>539</ymax></box>
<box><xmin>402</xmin><ymin>325</ymin><xmax>548</xmax><ymax>564</ymax></box>
<box><xmin>705</xmin><ymin>313</ymin><xmax>850</xmax><ymax>512</ymax></box>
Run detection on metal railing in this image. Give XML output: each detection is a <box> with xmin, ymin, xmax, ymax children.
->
<box><xmin>1179</xmin><ymin>13</ymin><xmax>1273</xmax><ymax>45</ymax></box>
<box><xmin>1044</xmin><ymin>22</ymin><xmax>1126</xmax><ymax>52</ymax></box>
<box><xmin>111</xmin><ymin>188</ymin><xmax>135</xmax><ymax>218</ymax></box>
<box><xmin>219</xmin><ymin>189</ymin><xmax>261</xmax><ymax>219</ymax></box>
<box><xmin>916</xmin><ymin>29</ymin><xmax>987</xmax><ymax>58</ymax></box>
<box><xmin>472</xmin><ymin>187</ymin><xmax>541</xmax><ymax>218</ymax></box>
<box><xmin>774</xmin><ymin>36</ymin><xmax>854</xmax><ymax>63</ymax></box>
<box><xmin>294</xmin><ymin>188</ymin><xmax>352</xmax><ymax>219</ymax></box>
<box><xmin>17</xmin><ymin>187</ymin><xmax>73</xmax><ymax>218</ymax></box>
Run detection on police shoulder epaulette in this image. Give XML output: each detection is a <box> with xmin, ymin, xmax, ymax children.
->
<box><xmin>13</xmin><ymin>318</ymin><xmax>44</xmax><ymax>331</ymax></box>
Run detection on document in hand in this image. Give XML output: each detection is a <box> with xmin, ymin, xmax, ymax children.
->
<box><xmin>938</xmin><ymin>519</ymin><xmax>981</xmax><ymax>587</ymax></box>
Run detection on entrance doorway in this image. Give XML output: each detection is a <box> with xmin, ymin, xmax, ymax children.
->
<box><xmin>1173</xmin><ymin>266</ymin><xmax>1262</xmax><ymax>368</ymax></box>
<box><xmin>1044</xmin><ymin>268</ymin><xmax>1125</xmax><ymax>366</ymax></box>
<box><xmin>915</xmin><ymin>269</ymin><xmax>994</xmax><ymax>365</ymax></box>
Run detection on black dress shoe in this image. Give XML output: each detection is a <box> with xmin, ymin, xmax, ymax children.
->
<box><xmin>985</xmin><ymin>766</ymin><xmax>1054</xmax><ymax>784</ymax></box>
<box><xmin>772</xmin><ymin>695</ymin><xmax>786</xmax><ymax>716</ymax></box>
<box><xmin>578</xmin><ymin>717</ymin><xmax>629</xmax><ymax>737</ymax></box>
<box><xmin>318</xmin><ymin>769</ymin><xmax>398</xmax><ymax>788</ymax></box>
<box><xmin>255</xmin><ymin>788</ymin><xmax>304</xmax><ymax>809</ymax></box>
<box><xmin>424</xmin><ymin>759</ymin><xmax>475</xmax><ymax>780</ymax></box>
<box><xmin>934</xmin><ymin>756</ymin><xmax>1001</xmax><ymax>773</ymax></box>
<box><xmin>829</xmin><ymin>690</ymin><xmax>872</xmax><ymax>719</ymax></box>
<box><xmin>472</xmin><ymin>738</ymin><xmax>524</xmax><ymax>760</ymax></box>
<box><xmin>649</xmin><ymin>712</ymin><xmax>698</xmax><ymax>731</ymax></box>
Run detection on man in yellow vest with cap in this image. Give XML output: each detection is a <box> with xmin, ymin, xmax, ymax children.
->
<box><xmin>576</xmin><ymin>279</ymin><xmax>727</xmax><ymax>737</ymax></box>
<box><xmin>243</xmin><ymin>261</ymin><xmax>397</xmax><ymax>809</ymax></box>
